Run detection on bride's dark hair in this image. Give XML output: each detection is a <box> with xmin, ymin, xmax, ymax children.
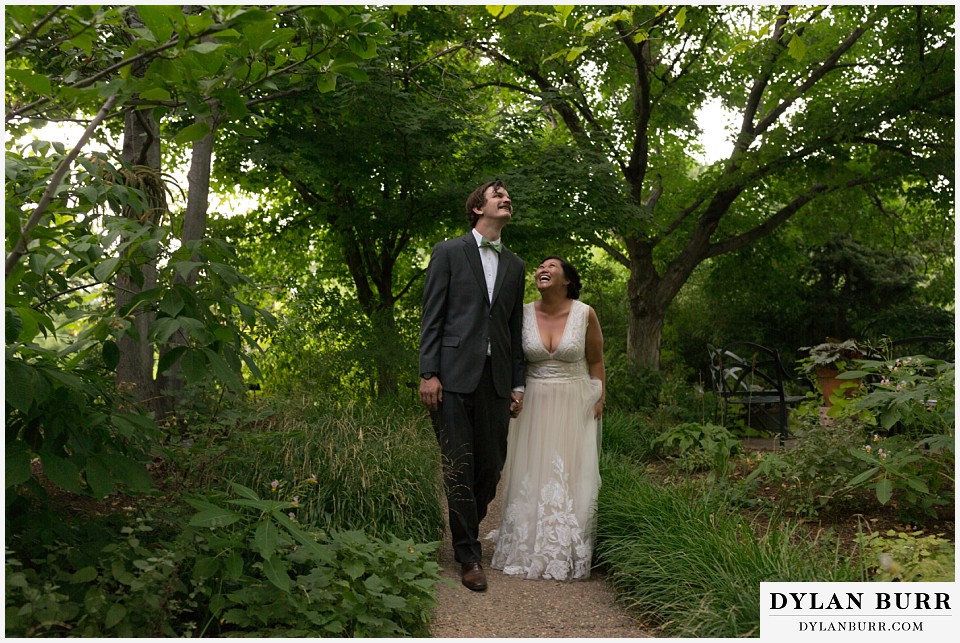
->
<box><xmin>541</xmin><ymin>256</ymin><xmax>582</xmax><ymax>299</ymax></box>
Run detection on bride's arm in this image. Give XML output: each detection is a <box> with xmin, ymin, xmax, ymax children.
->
<box><xmin>585</xmin><ymin>306</ymin><xmax>606</xmax><ymax>419</ymax></box>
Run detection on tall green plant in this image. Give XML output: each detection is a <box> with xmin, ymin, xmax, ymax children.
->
<box><xmin>596</xmin><ymin>454</ymin><xmax>858</xmax><ymax>638</ymax></box>
<box><xmin>183</xmin><ymin>395</ymin><xmax>445</xmax><ymax>544</ymax></box>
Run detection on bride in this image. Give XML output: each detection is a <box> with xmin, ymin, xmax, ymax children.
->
<box><xmin>489</xmin><ymin>256</ymin><xmax>606</xmax><ymax>580</ymax></box>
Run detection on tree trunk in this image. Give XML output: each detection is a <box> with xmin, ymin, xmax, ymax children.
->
<box><xmin>158</xmin><ymin>116</ymin><xmax>216</xmax><ymax>407</ymax></box>
<box><xmin>180</xmin><ymin>116</ymin><xmax>215</xmax><ymax>285</ymax></box>
<box><xmin>115</xmin><ymin>108</ymin><xmax>162</xmax><ymax>415</ymax></box>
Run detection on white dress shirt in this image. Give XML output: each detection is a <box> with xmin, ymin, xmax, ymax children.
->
<box><xmin>472</xmin><ymin>227</ymin><xmax>498</xmax><ymax>304</ymax></box>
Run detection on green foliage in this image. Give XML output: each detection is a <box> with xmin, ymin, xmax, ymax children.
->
<box><xmin>857</xmin><ymin>529</ymin><xmax>955</xmax><ymax>582</ymax></box>
<box><xmin>799</xmin><ymin>338</ymin><xmax>866</xmax><ymax>373</ymax></box>
<box><xmin>739</xmin><ymin>416</ymin><xmax>873</xmax><ymax>518</ymax></box>
<box><xmin>596</xmin><ymin>453</ymin><xmax>858</xmax><ymax>638</ymax></box>
<box><xmin>845</xmin><ymin>433</ymin><xmax>953</xmax><ymax>521</ymax></box>
<box><xmin>5</xmin><ymin>486</ymin><xmax>442</xmax><ymax>638</ymax></box>
<box><xmin>842</xmin><ymin>355</ymin><xmax>954</xmax><ymax>438</ymax></box>
<box><xmin>603</xmin><ymin>353</ymin><xmax>664</xmax><ymax>411</ymax></box>
<box><xmin>182</xmin><ymin>395</ymin><xmax>445</xmax><ymax>544</ymax></box>
<box><xmin>653</xmin><ymin>422</ymin><xmax>740</xmax><ymax>476</ymax></box>
<box><xmin>741</xmin><ymin>410</ymin><xmax>953</xmax><ymax>522</ymax></box>
<box><xmin>5</xmin><ymin>515</ymin><xmax>198</xmax><ymax>637</ymax></box>
<box><xmin>186</xmin><ymin>482</ymin><xmax>441</xmax><ymax>637</ymax></box>
<box><xmin>599</xmin><ymin>411</ymin><xmax>659</xmax><ymax>462</ymax></box>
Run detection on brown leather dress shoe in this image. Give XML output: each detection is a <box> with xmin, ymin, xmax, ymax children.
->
<box><xmin>460</xmin><ymin>562</ymin><xmax>487</xmax><ymax>592</ymax></box>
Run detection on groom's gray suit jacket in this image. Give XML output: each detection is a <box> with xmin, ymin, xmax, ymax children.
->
<box><xmin>419</xmin><ymin>232</ymin><xmax>526</xmax><ymax>398</ymax></box>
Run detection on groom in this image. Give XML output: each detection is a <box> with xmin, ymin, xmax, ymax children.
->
<box><xmin>419</xmin><ymin>179</ymin><xmax>526</xmax><ymax>592</ymax></box>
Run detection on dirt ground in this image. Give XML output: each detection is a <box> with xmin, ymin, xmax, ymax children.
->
<box><xmin>429</xmin><ymin>484</ymin><xmax>655</xmax><ymax>638</ymax></box>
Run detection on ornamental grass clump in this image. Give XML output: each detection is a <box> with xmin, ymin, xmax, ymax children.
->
<box><xmin>595</xmin><ymin>453</ymin><xmax>858</xmax><ymax>638</ymax></box>
<box><xmin>190</xmin><ymin>395</ymin><xmax>445</xmax><ymax>544</ymax></box>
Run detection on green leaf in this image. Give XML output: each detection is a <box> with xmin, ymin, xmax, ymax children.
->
<box><xmin>159</xmin><ymin>288</ymin><xmax>185</xmax><ymax>317</ymax></box>
<box><xmin>102</xmin><ymin>340</ymin><xmax>120</xmax><ymax>370</ymax></box>
<box><xmin>6</xmin><ymin>69</ymin><xmax>52</xmax><ymax>96</ymax></box>
<box><xmin>847</xmin><ymin>466</ymin><xmax>879</xmax><ymax>487</ymax></box>
<box><xmin>104</xmin><ymin>603</ymin><xmax>127</xmax><ymax>629</ymax></box>
<box><xmin>486</xmin><ymin>6</ymin><xmax>518</xmax><ymax>19</ymax></box>
<box><xmin>136</xmin><ymin>5</ymin><xmax>178</xmax><ymax>43</ymax></box>
<box><xmin>193</xmin><ymin>556</ymin><xmax>221</xmax><ymax>580</ymax></box>
<box><xmin>343</xmin><ymin>558</ymin><xmax>365</xmax><ymax>579</ymax></box>
<box><xmin>104</xmin><ymin>454</ymin><xmax>155</xmax><ymax>492</ymax></box>
<box><xmin>69</xmin><ymin>566</ymin><xmax>99</xmax><ymax>583</ymax></box>
<box><xmin>254</xmin><ymin>520</ymin><xmax>279</xmax><ymax>559</ymax></box>
<box><xmin>173</xmin><ymin>121</ymin><xmax>211</xmax><ymax>145</ymax></box>
<box><xmin>204</xmin><ymin>348</ymin><xmax>243</xmax><ymax>390</ymax></box>
<box><xmin>229</xmin><ymin>482</ymin><xmax>261</xmax><ymax>501</ymax></box>
<box><xmin>262</xmin><ymin>556</ymin><xmax>291</xmax><ymax>591</ymax></box>
<box><xmin>6</xmin><ymin>307</ymin><xmax>23</xmax><ymax>343</ymax></box>
<box><xmin>151</xmin><ymin>317</ymin><xmax>180</xmax><ymax>344</ymax></box>
<box><xmin>189</xmin><ymin>507</ymin><xmax>242</xmax><ymax>528</ymax></box>
<box><xmin>904</xmin><ymin>477</ymin><xmax>929</xmax><ymax>494</ymax></box>
<box><xmin>875</xmin><ymin>478</ymin><xmax>893</xmax><ymax>505</ymax></box>
<box><xmin>674</xmin><ymin>6</ymin><xmax>687</xmax><ymax>30</ymax></box>
<box><xmin>156</xmin><ymin>345</ymin><xmax>187</xmax><ymax>376</ymax></box>
<box><xmin>317</xmin><ymin>73</ymin><xmax>338</xmax><ymax>93</ymax></box>
<box><xmin>5</xmin><ymin>361</ymin><xmax>39</xmax><ymax>413</ymax></box>
<box><xmin>85</xmin><ymin>455</ymin><xmax>114</xmax><ymax>498</ymax></box>
<box><xmin>40</xmin><ymin>453</ymin><xmax>84</xmax><ymax>494</ymax></box>
<box><xmin>138</xmin><ymin>87</ymin><xmax>172</xmax><ymax>102</ymax></box>
<box><xmin>224</xmin><ymin>552</ymin><xmax>244</xmax><ymax>581</ymax></box>
<box><xmin>565</xmin><ymin>46</ymin><xmax>588</xmax><ymax>62</ymax></box>
<box><xmin>787</xmin><ymin>33</ymin><xmax>806</xmax><ymax>60</ymax></box>
<box><xmin>5</xmin><ymin>444</ymin><xmax>32</xmax><ymax>488</ymax></box>
<box><xmin>180</xmin><ymin>348</ymin><xmax>208</xmax><ymax>382</ymax></box>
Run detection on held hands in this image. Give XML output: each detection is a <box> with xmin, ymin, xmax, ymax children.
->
<box><xmin>419</xmin><ymin>376</ymin><xmax>443</xmax><ymax>411</ymax></box>
<box><xmin>509</xmin><ymin>392</ymin><xmax>524</xmax><ymax>418</ymax></box>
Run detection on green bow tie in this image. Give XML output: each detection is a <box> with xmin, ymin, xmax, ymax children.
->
<box><xmin>480</xmin><ymin>238</ymin><xmax>502</xmax><ymax>253</ymax></box>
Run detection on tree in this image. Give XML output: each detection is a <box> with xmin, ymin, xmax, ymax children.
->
<box><xmin>4</xmin><ymin>5</ymin><xmax>388</xmax><ymax>498</ymax></box>
<box><xmin>463</xmin><ymin>4</ymin><xmax>953</xmax><ymax>370</ymax></box>
<box><xmin>216</xmin><ymin>7</ymin><xmax>497</xmax><ymax>397</ymax></box>
<box><xmin>6</xmin><ymin>5</ymin><xmax>388</xmax><ymax>409</ymax></box>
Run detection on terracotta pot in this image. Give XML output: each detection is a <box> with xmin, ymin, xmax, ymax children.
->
<box><xmin>816</xmin><ymin>367</ymin><xmax>860</xmax><ymax>407</ymax></box>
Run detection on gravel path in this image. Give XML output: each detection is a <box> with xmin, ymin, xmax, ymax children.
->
<box><xmin>429</xmin><ymin>484</ymin><xmax>655</xmax><ymax>638</ymax></box>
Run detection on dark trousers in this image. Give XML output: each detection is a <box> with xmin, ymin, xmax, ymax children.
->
<box><xmin>431</xmin><ymin>359</ymin><xmax>510</xmax><ymax>564</ymax></box>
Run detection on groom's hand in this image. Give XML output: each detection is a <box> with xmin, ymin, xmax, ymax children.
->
<box><xmin>420</xmin><ymin>376</ymin><xmax>443</xmax><ymax>411</ymax></box>
<box><xmin>509</xmin><ymin>392</ymin><xmax>524</xmax><ymax>418</ymax></box>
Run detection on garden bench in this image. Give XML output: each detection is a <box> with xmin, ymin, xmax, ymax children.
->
<box><xmin>707</xmin><ymin>342</ymin><xmax>809</xmax><ymax>446</ymax></box>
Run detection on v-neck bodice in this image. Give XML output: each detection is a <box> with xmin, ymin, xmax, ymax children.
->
<box><xmin>522</xmin><ymin>300</ymin><xmax>590</xmax><ymax>381</ymax></box>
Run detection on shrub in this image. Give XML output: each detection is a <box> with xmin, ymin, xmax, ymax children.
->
<box><xmin>5</xmin><ymin>483</ymin><xmax>443</xmax><ymax>638</ymax></box>
<box><xmin>843</xmin><ymin>355</ymin><xmax>954</xmax><ymax>439</ymax></box>
<box><xmin>186</xmin><ymin>482</ymin><xmax>441</xmax><ymax>637</ymax></box>
<box><xmin>739</xmin><ymin>415</ymin><xmax>870</xmax><ymax>518</ymax></box>
<box><xmin>653</xmin><ymin>422</ymin><xmax>740</xmax><ymax>476</ymax></box>
<box><xmin>595</xmin><ymin>453</ymin><xmax>857</xmax><ymax>638</ymax></box>
<box><xmin>857</xmin><ymin>529</ymin><xmax>955</xmax><ymax>582</ymax></box>
<box><xmin>5</xmin><ymin>514</ymin><xmax>199</xmax><ymax>637</ymax></box>
<box><xmin>845</xmin><ymin>433</ymin><xmax>954</xmax><ymax>522</ymax></box>
<box><xmin>182</xmin><ymin>395</ymin><xmax>445</xmax><ymax>543</ymax></box>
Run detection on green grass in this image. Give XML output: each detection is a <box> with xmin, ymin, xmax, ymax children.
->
<box><xmin>187</xmin><ymin>395</ymin><xmax>445</xmax><ymax>544</ymax></box>
<box><xmin>595</xmin><ymin>452</ymin><xmax>859</xmax><ymax>638</ymax></box>
<box><xmin>600</xmin><ymin>410</ymin><xmax>660</xmax><ymax>461</ymax></box>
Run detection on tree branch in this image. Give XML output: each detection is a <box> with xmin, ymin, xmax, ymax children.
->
<box><xmin>6</xmin><ymin>93</ymin><xmax>120</xmax><ymax>277</ymax></box>
<box><xmin>705</xmin><ymin>177</ymin><xmax>872</xmax><ymax>259</ymax></box>
<box><xmin>754</xmin><ymin>14</ymin><xmax>878</xmax><ymax>135</ymax></box>
<box><xmin>5</xmin><ymin>5</ymin><xmax>67</xmax><ymax>55</ymax></box>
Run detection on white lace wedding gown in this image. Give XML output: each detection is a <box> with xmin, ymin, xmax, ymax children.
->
<box><xmin>489</xmin><ymin>299</ymin><xmax>602</xmax><ymax>580</ymax></box>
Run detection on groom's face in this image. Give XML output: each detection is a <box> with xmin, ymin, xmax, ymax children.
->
<box><xmin>474</xmin><ymin>185</ymin><xmax>513</xmax><ymax>223</ymax></box>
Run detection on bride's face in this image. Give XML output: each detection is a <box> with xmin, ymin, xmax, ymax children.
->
<box><xmin>534</xmin><ymin>259</ymin><xmax>570</xmax><ymax>295</ymax></box>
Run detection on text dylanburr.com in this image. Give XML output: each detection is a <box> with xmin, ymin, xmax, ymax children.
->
<box><xmin>761</xmin><ymin>582</ymin><xmax>955</xmax><ymax>640</ymax></box>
